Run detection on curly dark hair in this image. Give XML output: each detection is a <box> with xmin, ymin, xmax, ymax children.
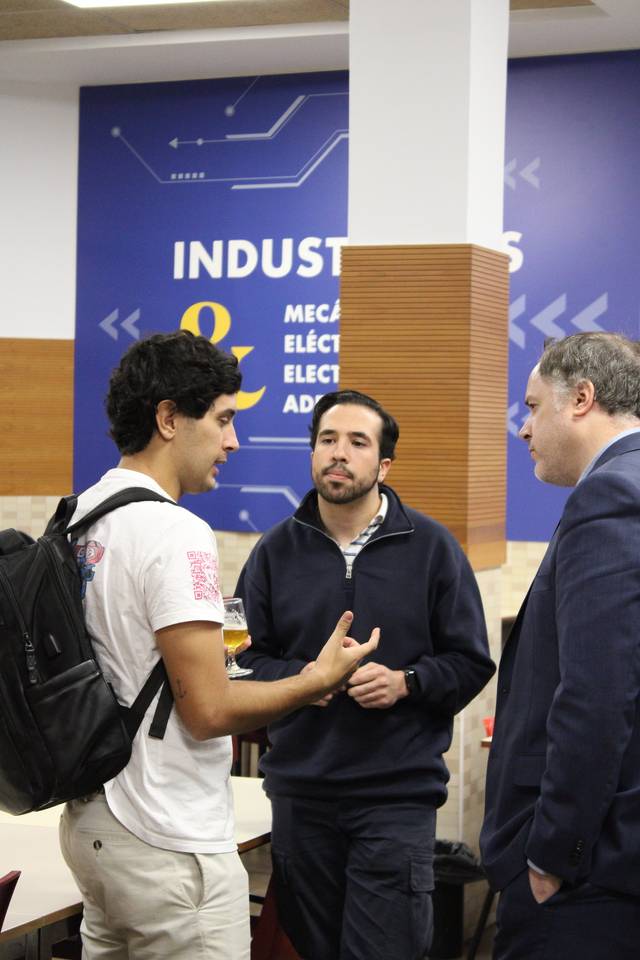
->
<box><xmin>309</xmin><ymin>390</ymin><xmax>399</xmax><ymax>460</ymax></box>
<box><xmin>106</xmin><ymin>331</ymin><xmax>242</xmax><ymax>454</ymax></box>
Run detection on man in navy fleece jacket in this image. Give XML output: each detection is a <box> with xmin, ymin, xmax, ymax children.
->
<box><xmin>237</xmin><ymin>389</ymin><xmax>494</xmax><ymax>960</ymax></box>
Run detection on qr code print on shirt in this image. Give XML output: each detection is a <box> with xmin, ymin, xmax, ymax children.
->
<box><xmin>187</xmin><ymin>550</ymin><xmax>221</xmax><ymax>604</ymax></box>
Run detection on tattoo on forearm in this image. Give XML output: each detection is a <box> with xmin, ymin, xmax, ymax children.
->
<box><xmin>176</xmin><ymin>678</ymin><xmax>187</xmax><ymax>699</ymax></box>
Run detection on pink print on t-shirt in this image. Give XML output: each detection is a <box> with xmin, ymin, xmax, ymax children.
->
<box><xmin>187</xmin><ymin>550</ymin><xmax>221</xmax><ymax>604</ymax></box>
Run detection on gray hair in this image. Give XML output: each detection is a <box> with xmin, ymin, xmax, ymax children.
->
<box><xmin>539</xmin><ymin>332</ymin><xmax>640</xmax><ymax>418</ymax></box>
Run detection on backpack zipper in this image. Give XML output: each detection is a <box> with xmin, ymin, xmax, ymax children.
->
<box><xmin>0</xmin><ymin>564</ymin><xmax>40</xmax><ymax>685</ymax></box>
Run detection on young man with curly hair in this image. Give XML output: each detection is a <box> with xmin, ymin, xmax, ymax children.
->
<box><xmin>59</xmin><ymin>332</ymin><xmax>379</xmax><ymax>960</ymax></box>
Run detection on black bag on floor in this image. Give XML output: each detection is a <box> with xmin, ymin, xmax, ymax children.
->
<box><xmin>0</xmin><ymin>487</ymin><xmax>175</xmax><ymax>814</ymax></box>
<box><xmin>434</xmin><ymin>839</ymin><xmax>485</xmax><ymax>882</ymax></box>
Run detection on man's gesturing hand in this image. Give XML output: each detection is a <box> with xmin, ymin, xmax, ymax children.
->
<box><xmin>313</xmin><ymin>611</ymin><xmax>380</xmax><ymax>693</ymax></box>
<box><xmin>300</xmin><ymin>660</ymin><xmax>337</xmax><ymax>707</ymax></box>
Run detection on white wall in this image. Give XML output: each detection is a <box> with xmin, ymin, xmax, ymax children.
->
<box><xmin>0</xmin><ymin>81</ymin><xmax>79</xmax><ymax>339</ymax></box>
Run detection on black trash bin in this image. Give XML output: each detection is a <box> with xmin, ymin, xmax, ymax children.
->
<box><xmin>427</xmin><ymin>840</ymin><xmax>487</xmax><ymax>960</ymax></box>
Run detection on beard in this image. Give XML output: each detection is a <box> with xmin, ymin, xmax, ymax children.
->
<box><xmin>313</xmin><ymin>464</ymin><xmax>380</xmax><ymax>505</ymax></box>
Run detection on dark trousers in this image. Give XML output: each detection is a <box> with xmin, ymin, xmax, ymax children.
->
<box><xmin>269</xmin><ymin>794</ymin><xmax>435</xmax><ymax>960</ymax></box>
<box><xmin>494</xmin><ymin>868</ymin><xmax>640</xmax><ymax>960</ymax></box>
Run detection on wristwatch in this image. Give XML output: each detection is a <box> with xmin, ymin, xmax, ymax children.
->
<box><xmin>404</xmin><ymin>668</ymin><xmax>420</xmax><ymax>699</ymax></box>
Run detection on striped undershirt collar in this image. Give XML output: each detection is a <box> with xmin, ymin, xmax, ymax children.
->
<box><xmin>341</xmin><ymin>492</ymin><xmax>388</xmax><ymax>573</ymax></box>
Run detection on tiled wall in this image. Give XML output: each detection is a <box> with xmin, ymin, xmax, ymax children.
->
<box><xmin>437</xmin><ymin>567</ymin><xmax>500</xmax><ymax>845</ymax></box>
<box><xmin>0</xmin><ymin>496</ymin><xmax>66</xmax><ymax>539</ymax></box>
<box><xmin>217</xmin><ymin>530</ymin><xmax>261</xmax><ymax>595</ymax></box>
<box><xmin>435</xmin><ymin>566</ymin><xmax>502</xmax><ymax>937</ymax></box>
<box><xmin>501</xmin><ymin>540</ymin><xmax>548</xmax><ymax>617</ymax></box>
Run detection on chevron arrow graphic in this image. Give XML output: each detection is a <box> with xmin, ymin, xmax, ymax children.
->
<box><xmin>98</xmin><ymin>307</ymin><xmax>141</xmax><ymax>340</ymax></box>
<box><xmin>504</xmin><ymin>158</ymin><xmax>517</xmax><ymax>190</ymax></box>
<box><xmin>509</xmin><ymin>295</ymin><xmax>527</xmax><ymax>349</ymax></box>
<box><xmin>530</xmin><ymin>295</ymin><xmax>567</xmax><ymax>340</ymax></box>
<box><xmin>520</xmin><ymin>157</ymin><xmax>541</xmax><ymax>189</ymax></box>
<box><xmin>99</xmin><ymin>309</ymin><xmax>119</xmax><ymax>341</ymax></box>
<box><xmin>507</xmin><ymin>402</ymin><xmax>522</xmax><ymax>438</ymax></box>
<box><xmin>504</xmin><ymin>157</ymin><xmax>540</xmax><ymax>191</ymax></box>
<box><xmin>571</xmin><ymin>293</ymin><xmax>607</xmax><ymax>332</ymax></box>
<box><xmin>121</xmin><ymin>308</ymin><xmax>141</xmax><ymax>340</ymax></box>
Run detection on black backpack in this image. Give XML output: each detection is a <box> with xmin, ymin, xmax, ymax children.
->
<box><xmin>0</xmin><ymin>487</ymin><xmax>176</xmax><ymax>814</ymax></box>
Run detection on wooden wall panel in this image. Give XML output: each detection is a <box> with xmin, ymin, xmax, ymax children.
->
<box><xmin>339</xmin><ymin>244</ymin><xmax>508</xmax><ymax>571</ymax></box>
<box><xmin>0</xmin><ymin>338</ymin><xmax>74</xmax><ymax>495</ymax></box>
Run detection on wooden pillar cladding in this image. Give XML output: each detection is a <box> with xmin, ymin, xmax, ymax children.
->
<box><xmin>0</xmin><ymin>338</ymin><xmax>74</xmax><ymax>495</ymax></box>
<box><xmin>339</xmin><ymin>244</ymin><xmax>509</xmax><ymax>571</ymax></box>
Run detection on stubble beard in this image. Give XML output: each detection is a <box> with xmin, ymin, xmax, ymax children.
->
<box><xmin>313</xmin><ymin>468</ymin><xmax>379</xmax><ymax>505</ymax></box>
<box><xmin>533</xmin><ymin>442</ymin><xmax>577</xmax><ymax>487</ymax></box>
<box><xmin>534</xmin><ymin>461</ymin><xmax>576</xmax><ymax>487</ymax></box>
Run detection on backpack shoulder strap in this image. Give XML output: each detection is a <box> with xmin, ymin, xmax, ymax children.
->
<box><xmin>66</xmin><ymin>487</ymin><xmax>175</xmax><ymax>536</ymax></box>
<box><xmin>45</xmin><ymin>494</ymin><xmax>79</xmax><ymax>536</ymax></box>
<box><xmin>53</xmin><ymin>486</ymin><xmax>177</xmax><ymax>742</ymax></box>
<box><xmin>121</xmin><ymin>659</ymin><xmax>173</xmax><ymax>741</ymax></box>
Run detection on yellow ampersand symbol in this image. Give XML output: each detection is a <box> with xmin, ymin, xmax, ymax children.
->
<box><xmin>180</xmin><ymin>302</ymin><xmax>266</xmax><ymax>410</ymax></box>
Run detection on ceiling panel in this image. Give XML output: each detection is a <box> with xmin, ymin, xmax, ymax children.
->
<box><xmin>0</xmin><ymin>10</ymin><xmax>131</xmax><ymax>39</ymax></box>
<box><xmin>511</xmin><ymin>0</ymin><xmax>594</xmax><ymax>8</ymax></box>
<box><xmin>114</xmin><ymin>0</ymin><xmax>346</xmax><ymax>33</ymax></box>
<box><xmin>0</xmin><ymin>0</ymin><xmax>347</xmax><ymax>41</ymax></box>
<box><xmin>0</xmin><ymin>0</ymin><xmax>620</xmax><ymax>44</ymax></box>
<box><xmin>3</xmin><ymin>0</ymin><xmax>640</xmax><ymax>82</ymax></box>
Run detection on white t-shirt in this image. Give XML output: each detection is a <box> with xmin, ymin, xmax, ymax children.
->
<box><xmin>71</xmin><ymin>468</ymin><xmax>235</xmax><ymax>854</ymax></box>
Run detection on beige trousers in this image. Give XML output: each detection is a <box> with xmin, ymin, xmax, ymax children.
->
<box><xmin>60</xmin><ymin>793</ymin><xmax>250</xmax><ymax>959</ymax></box>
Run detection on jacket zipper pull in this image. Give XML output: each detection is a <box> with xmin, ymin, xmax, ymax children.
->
<box><xmin>24</xmin><ymin>636</ymin><xmax>40</xmax><ymax>685</ymax></box>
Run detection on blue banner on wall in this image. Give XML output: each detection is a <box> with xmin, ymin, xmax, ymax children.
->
<box><xmin>76</xmin><ymin>53</ymin><xmax>640</xmax><ymax>540</ymax></box>
<box><xmin>75</xmin><ymin>71</ymin><xmax>348</xmax><ymax>532</ymax></box>
<box><xmin>505</xmin><ymin>51</ymin><xmax>640</xmax><ymax>540</ymax></box>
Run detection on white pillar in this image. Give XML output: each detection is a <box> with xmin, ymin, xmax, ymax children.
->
<box><xmin>344</xmin><ymin>6</ymin><xmax>509</xmax><ymax>933</ymax></box>
<box><xmin>348</xmin><ymin>0</ymin><xmax>509</xmax><ymax>250</ymax></box>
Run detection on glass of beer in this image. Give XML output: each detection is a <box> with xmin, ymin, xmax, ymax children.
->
<box><xmin>223</xmin><ymin>597</ymin><xmax>252</xmax><ymax>678</ymax></box>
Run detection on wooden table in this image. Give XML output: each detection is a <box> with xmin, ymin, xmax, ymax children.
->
<box><xmin>0</xmin><ymin>776</ymin><xmax>271</xmax><ymax>960</ymax></box>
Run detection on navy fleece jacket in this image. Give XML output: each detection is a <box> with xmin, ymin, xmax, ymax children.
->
<box><xmin>236</xmin><ymin>485</ymin><xmax>495</xmax><ymax>804</ymax></box>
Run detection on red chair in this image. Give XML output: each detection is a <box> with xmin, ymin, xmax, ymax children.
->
<box><xmin>0</xmin><ymin>870</ymin><xmax>21</xmax><ymax>931</ymax></box>
<box><xmin>233</xmin><ymin>727</ymin><xmax>270</xmax><ymax>776</ymax></box>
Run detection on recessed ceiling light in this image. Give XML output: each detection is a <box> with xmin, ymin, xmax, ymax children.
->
<box><xmin>62</xmin><ymin>0</ymin><xmax>230</xmax><ymax>8</ymax></box>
